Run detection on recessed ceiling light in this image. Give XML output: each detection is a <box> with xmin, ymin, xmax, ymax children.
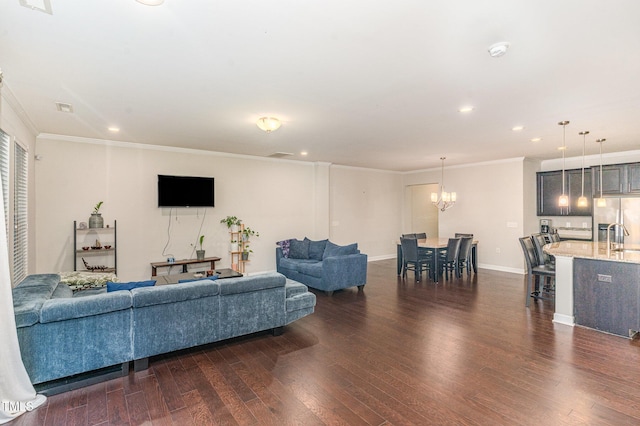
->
<box><xmin>512</xmin><ymin>126</ymin><xmax>524</xmax><ymax>131</ymax></box>
<box><xmin>55</xmin><ymin>102</ymin><xmax>74</xmax><ymax>113</ymax></box>
<box><xmin>136</xmin><ymin>0</ymin><xmax>164</xmax><ymax>5</ymax></box>
<box><xmin>488</xmin><ymin>42</ymin><xmax>510</xmax><ymax>58</ymax></box>
<box><xmin>557</xmin><ymin>146</ymin><xmax>567</xmax><ymax>151</ymax></box>
<box><xmin>458</xmin><ymin>106</ymin><xmax>474</xmax><ymax>113</ymax></box>
<box><xmin>300</xmin><ymin>151</ymin><xmax>308</xmax><ymax>156</ymax></box>
<box><xmin>530</xmin><ymin>137</ymin><xmax>542</xmax><ymax>142</ymax></box>
<box><xmin>108</xmin><ymin>127</ymin><xmax>120</xmax><ymax>133</ymax></box>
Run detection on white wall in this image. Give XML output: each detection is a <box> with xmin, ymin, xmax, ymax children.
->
<box><xmin>329</xmin><ymin>166</ymin><xmax>403</xmax><ymax>260</ymax></box>
<box><xmin>34</xmin><ymin>135</ymin><xmax>318</xmax><ymax>280</ymax></box>
<box><xmin>403</xmin><ymin>158</ymin><xmax>528</xmax><ymax>273</ymax></box>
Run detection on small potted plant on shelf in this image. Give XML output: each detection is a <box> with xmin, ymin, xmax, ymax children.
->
<box><xmin>195</xmin><ymin>235</ymin><xmax>205</xmax><ymax>260</ymax></box>
<box><xmin>220</xmin><ymin>215</ymin><xmax>241</xmax><ymax>232</ymax></box>
<box><xmin>241</xmin><ymin>227</ymin><xmax>259</xmax><ymax>241</ymax></box>
<box><xmin>89</xmin><ymin>201</ymin><xmax>104</xmax><ymax>229</ymax></box>
<box><xmin>241</xmin><ymin>246</ymin><xmax>252</xmax><ymax>261</ymax></box>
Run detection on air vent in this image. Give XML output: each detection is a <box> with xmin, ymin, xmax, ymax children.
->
<box><xmin>55</xmin><ymin>102</ymin><xmax>74</xmax><ymax>113</ymax></box>
<box><xmin>267</xmin><ymin>152</ymin><xmax>294</xmax><ymax>158</ymax></box>
<box><xmin>19</xmin><ymin>0</ymin><xmax>53</xmax><ymax>14</ymax></box>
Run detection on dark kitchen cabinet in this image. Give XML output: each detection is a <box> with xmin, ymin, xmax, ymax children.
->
<box><xmin>592</xmin><ymin>162</ymin><xmax>640</xmax><ymax>196</ymax></box>
<box><xmin>537</xmin><ymin>168</ymin><xmax>592</xmax><ymax>216</ymax></box>
<box><xmin>574</xmin><ymin>258</ymin><xmax>640</xmax><ymax>337</ymax></box>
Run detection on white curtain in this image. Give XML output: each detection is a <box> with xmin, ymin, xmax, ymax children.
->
<box><xmin>0</xmin><ymin>145</ymin><xmax>46</xmax><ymax>422</ymax></box>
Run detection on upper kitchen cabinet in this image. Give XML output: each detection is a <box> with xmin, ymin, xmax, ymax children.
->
<box><xmin>537</xmin><ymin>168</ymin><xmax>592</xmax><ymax>216</ymax></box>
<box><xmin>592</xmin><ymin>163</ymin><xmax>640</xmax><ymax>196</ymax></box>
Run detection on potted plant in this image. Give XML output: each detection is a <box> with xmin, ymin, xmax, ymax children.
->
<box><xmin>220</xmin><ymin>216</ymin><xmax>241</xmax><ymax>232</ymax></box>
<box><xmin>89</xmin><ymin>201</ymin><xmax>104</xmax><ymax>228</ymax></box>
<box><xmin>195</xmin><ymin>235</ymin><xmax>205</xmax><ymax>260</ymax></box>
<box><xmin>241</xmin><ymin>246</ymin><xmax>252</xmax><ymax>261</ymax></box>
<box><xmin>241</xmin><ymin>227</ymin><xmax>259</xmax><ymax>241</ymax></box>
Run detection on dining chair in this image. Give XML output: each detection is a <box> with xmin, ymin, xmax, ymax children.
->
<box><xmin>457</xmin><ymin>237</ymin><xmax>474</xmax><ymax>276</ymax></box>
<box><xmin>454</xmin><ymin>233</ymin><xmax>473</xmax><ymax>238</ymax></box>
<box><xmin>402</xmin><ymin>233</ymin><xmax>417</xmax><ymax>239</ymax></box>
<box><xmin>549</xmin><ymin>233</ymin><xmax>560</xmax><ymax>242</ymax></box>
<box><xmin>519</xmin><ymin>236</ymin><xmax>555</xmax><ymax>307</ymax></box>
<box><xmin>439</xmin><ymin>238</ymin><xmax>461</xmax><ymax>280</ymax></box>
<box><xmin>400</xmin><ymin>237</ymin><xmax>432</xmax><ymax>281</ymax></box>
<box><xmin>415</xmin><ymin>232</ymin><xmax>427</xmax><ymax>239</ymax></box>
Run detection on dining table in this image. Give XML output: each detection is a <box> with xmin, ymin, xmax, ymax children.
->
<box><xmin>396</xmin><ymin>237</ymin><xmax>478</xmax><ymax>282</ymax></box>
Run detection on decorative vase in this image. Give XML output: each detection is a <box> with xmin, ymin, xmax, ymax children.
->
<box><xmin>231</xmin><ymin>224</ymin><xmax>239</xmax><ymax>233</ymax></box>
<box><xmin>241</xmin><ymin>252</ymin><xmax>249</xmax><ymax>261</ymax></box>
<box><xmin>230</xmin><ymin>242</ymin><xmax>239</xmax><ymax>252</ymax></box>
<box><xmin>196</xmin><ymin>250</ymin><xmax>205</xmax><ymax>260</ymax></box>
<box><xmin>89</xmin><ymin>213</ymin><xmax>104</xmax><ymax>228</ymax></box>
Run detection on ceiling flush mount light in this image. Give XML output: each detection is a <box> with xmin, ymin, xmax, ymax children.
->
<box><xmin>577</xmin><ymin>130</ymin><xmax>590</xmax><ymax>207</ymax></box>
<box><xmin>530</xmin><ymin>137</ymin><xmax>542</xmax><ymax>142</ymax></box>
<box><xmin>136</xmin><ymin>0</ymin><xmax>164</xmax><ymax>5</ymax></box>
<box><xmin>512</xmin><ymin>126</ymin><xmax>524</xmax><ymax>131</ymax></box>
<box><xmin>488</xmin><ymin>42</ymin><xmax>510</xmax><ymax>58</ymax></box>
<box><xmin>558</xmin><ymin>120</ymin><xmax>570</xmax><ymax>208</ymax></box>
<box><xmin>595</xmin><ymin>138</ymin><xmax>607</xmax><ymax>207</ymax></box>
<box><xmin>19</xmin><ymin>0</ymin><xmax>53</xmax><ymax>14</ymax></box>
<box><xmin>108</xmin><ymin>127</ymin><xmax>120</xmax><ymax>133</ymax></box>
<box><xmin>256</xmin><ymin>117</ymin><xmax>281</xmax><ymax>133</ymax></box>
<box><xmin>458</xmin><ymin>106</ymin><xmax>474</xmax><ymax>113</ymax></box>
<box><xmin>431</xmin><ymin>157</ymin><xmax>456</xmax><ymax>212</ymax></box>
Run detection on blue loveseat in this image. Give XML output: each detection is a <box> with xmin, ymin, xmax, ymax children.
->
<box><xmin>12</xmin><ymin>272</ymin><xmax>315</xmax><ymax>393</ymax></box>
<box><xmin>276</xmin><ymin>238</ymin><xmax>368</xmax><ymax>295</ymax></box>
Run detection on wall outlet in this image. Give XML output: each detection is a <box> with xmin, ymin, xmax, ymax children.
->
<box><xmin>496</xmin><ymin>248</ymin><xmax>501</xmax><ymax>253</ymax></box>
<box><xmin>582</xmin><ymin>222</ymin><xmax>588</xmax><ymax>228</ymax></box>
<box><xmin>506</xmin><ymin>222</ymin><xmax>518</xmax><ymax>228</ymax></box>
<box><xmin>566</xmin><ymin>222</ymin><xmax>571</xmax><ymax>227</ymax></box>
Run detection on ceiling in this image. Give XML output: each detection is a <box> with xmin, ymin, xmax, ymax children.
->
<box><xmin>1</xmin><ymin>0</ymin><xmax>639</xmax><ymax>171</ymax></box>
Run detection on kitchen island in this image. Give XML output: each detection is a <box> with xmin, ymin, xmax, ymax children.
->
<box><xmin>544</xmin><ymin>241</ymin><xmax>640</xmax><ymax>338</ymax></box>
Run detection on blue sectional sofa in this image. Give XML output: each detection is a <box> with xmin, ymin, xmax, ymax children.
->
<box><xmin>12</xmin><ymin>272</ymin><xmax>315</xmax><ymax>393</ymax></box>
<box><xmin>276</xmin><ymin>238</ymin><xmax>368</xmax><ymax>295</ymax></box>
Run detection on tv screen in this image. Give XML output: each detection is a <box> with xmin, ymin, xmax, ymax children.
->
<box><xmin>157</xmin><ymin>175</ymin><xmax>215</xmax><ymax>207</ymax></box>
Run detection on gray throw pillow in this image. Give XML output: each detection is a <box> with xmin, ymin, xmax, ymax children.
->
<box><xmin>289</xmin><ymin>239</ymin><xmax>310</xmax><ymax>259</ymax></box>
<box><xmin>323</xmin><ymin>241</ymin><xmax>358</xmax><ymax>260</ymax></box>
<box><xmin>305</xmin><ymin>238</ymin><xmax>328</xmax><ymax>261</ymax></box>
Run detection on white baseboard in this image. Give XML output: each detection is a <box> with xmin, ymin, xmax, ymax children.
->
<box><xmin>553</xmin><ymin>313</ymin><xmax>575</xmax><ymax>327</ymax></box>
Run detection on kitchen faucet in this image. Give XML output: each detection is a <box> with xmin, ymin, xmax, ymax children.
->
<box><xmin>606</xmin><ymin>222</ymin><xmax>630</xmax><ymax>250</ymax></box>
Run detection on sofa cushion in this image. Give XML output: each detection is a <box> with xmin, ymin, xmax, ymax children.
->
<box><xmin>59</xmin><ymin>271</ymin><xmax>117</xmax><ymax>291</ymax></box>
<box><xmin>131</xmin><ymin>280</ymin><xmax>220</xmax><ymax>308</ymax></box>
<box><xmin>296</xmin><ymin>261</ymin><xmax>323</xmax><ymax>278</ymax></box>
<box><xmin>52</xmin><ymin>282</ymin><xmax>73</xmax><ymax>299</ymax></box>
<box><xmin>40</xmin><ymin>291</ymin><xmax>133</xmax><ymax>323</ymax></box>
<box><xmin>285</xmin><ymin>279</ymin><xmax>309</xmax><ymax>298</ymax></box>
<box><xmin>289</xmin><ymin>238</ymin><xmax>310</xmax><ymax>259</ymax></box>
<box><xmin>107</xmin><ymin>280</ymin><xmax>156</xmax><ymax>292</ymax></box>
<box><xmin>305</xmin><ymin>238</ymin><xmax>328</xmax><ymax>261</ymax></box>
<box><xmin>276</xmin><ymin>239</ymin><xmax>291</xmax><ymax>258</ymax></box>
<box><xmin>13</xmin><ymin>274</ymin><xmax>61</xmax><ymax>328</ymax></box>
<box><xmin>323</xmin><ymin>241</ymin><xmax>359</xmax><ymax>259</ymax></box>
<box><xmin>279</xmin><ymin>257</ymin><xmax>318</xmax><ymax>272</ymax></box>
<box><xmin>218</xmin><ymin>272</ymin><xmax>286</xmax><ymax>295</ymax></box>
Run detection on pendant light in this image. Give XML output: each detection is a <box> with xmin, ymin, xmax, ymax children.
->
<box><xmin>595</xmin><ymin>138</ymin><xmax>607</xmax><ymax>207</ymax></box>
<box><xmin>577</xmin><ymin>130</ymin><xmax>589</xmax><ymax>207</ymax></box>
<box><xmin>558</xmin><ymin>121</ymin><xmax>570</xmax><ymax>207</ymax></box>
<box><xmin>430</xmin><ymin>157</ymin><xmax>456</xmax><ymax>211</ymax></box>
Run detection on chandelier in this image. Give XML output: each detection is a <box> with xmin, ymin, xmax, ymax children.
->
<box><xmin>431</xmin><ymin>157</ymin><xmax>456</xmax><ymax>211</ymax></box>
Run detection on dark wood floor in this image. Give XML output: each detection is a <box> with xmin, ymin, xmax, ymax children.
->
<box><xmin>11</xmin><ymin>259</ymin><xmax>640</xmax><ymax>425</ymax></box>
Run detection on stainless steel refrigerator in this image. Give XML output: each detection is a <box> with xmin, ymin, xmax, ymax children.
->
<box><xmin>593</xmin><ymin>198</ymin><xmax>640</xmax><ymax>244</ymax></box>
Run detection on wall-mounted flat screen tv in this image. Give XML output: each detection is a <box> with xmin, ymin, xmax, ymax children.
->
<box><xmin>157</xmin><ymin>175</ymin><xmax>215</xmax><ymax>207</ymax></box>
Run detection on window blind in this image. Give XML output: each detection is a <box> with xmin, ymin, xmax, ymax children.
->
<box><xmin>13</xmin><ymin>141</ymin><xmax>28</xmax><ymax>283</ymax></box>
<box><xmin>0</xmin><ymin>129</ymin><xmax>9</xmax><ymax>234</ymax></box>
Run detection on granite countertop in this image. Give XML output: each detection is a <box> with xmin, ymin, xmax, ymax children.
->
<box><xmin>544</xmin><ymin>241</ymin><xmax>640</xmax><ymax>264</ymax></box>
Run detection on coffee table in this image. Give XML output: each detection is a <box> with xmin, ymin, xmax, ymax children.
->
<box><xmin>155</xmin><ymin>268</ymin><xmax>243</xmax><ymax>285</ymax></box>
